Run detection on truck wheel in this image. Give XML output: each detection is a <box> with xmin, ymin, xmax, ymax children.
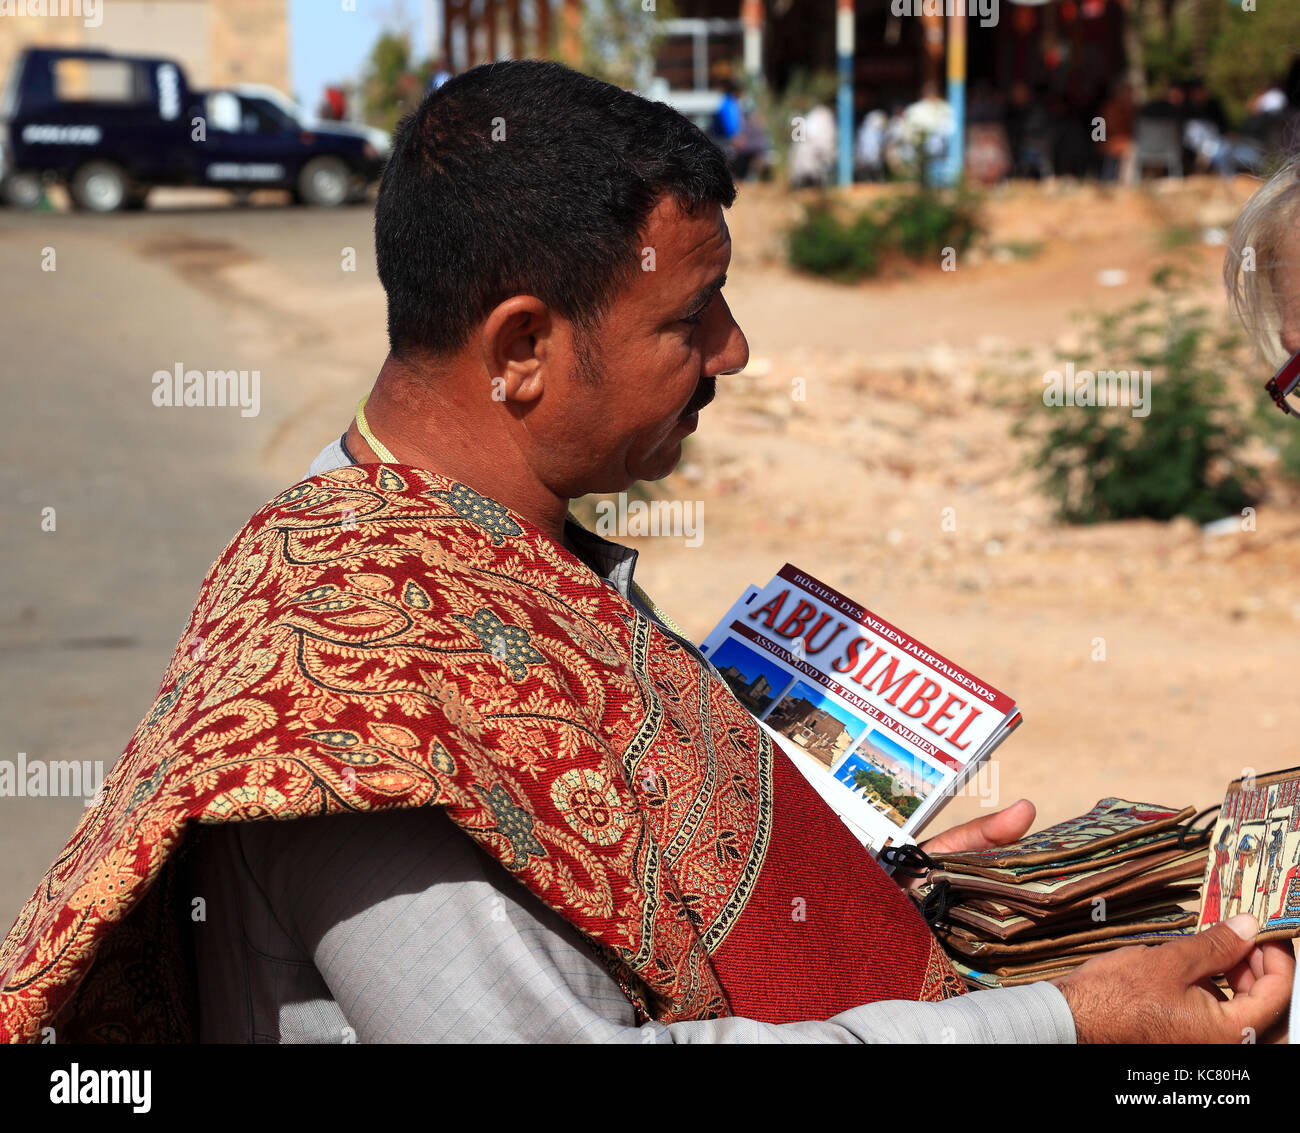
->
<box><xmin>70</xmin><ymin>162</ymin><xmax>129</xmax><ymax>213</ymax></box>
<box><xmin>2</xmin><ymin>171</ymin><xmax>44</xmax><ymax>209</ymax></box>
<box><xmin>296</xmin><ymin>156</ymin><xmax>348</xmax><ymax>207</ymax></box>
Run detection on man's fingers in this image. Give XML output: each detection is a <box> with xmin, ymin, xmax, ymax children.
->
<box><xmin>1252</xmin><ymin>940</ymin><xmax>1294</xmax><ymax>982</ymax></box>
<box><xmin>1220</xmin><ymin>943</ymin><xmax>1295</xmax><ymax>1037</ymax></box>
<box><xmin>1225</xmin><ymin>941</ymin><xmax>1287</xmax><ymax>996</ymax></box>
<box><xmin>1170</xmin><ymin>917</ymin><xmax>1259</xmax><ymax>983</ymax></box>
<box><xmin>919</xmin><ymin>798</ymin><xmax>1036</xmax><ymax>856</ymax></box>
<box><xmin>988</xmin><ymin>798</ymin><xmax>1037</xmax><ymax>842</ymax></box>
<box><xmin>1225</xmin><ymin>956</ymin><xmax>1257</xmax><ymax>997</ymax></box>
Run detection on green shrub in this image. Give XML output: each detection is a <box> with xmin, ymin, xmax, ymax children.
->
<box><xmin>787</xmin><ymin>187</ymin><xmax>981</xmax><ymax>281</ymax></box>
<box><xmin>787</xmin><ymin>199</ymin><xmax>890</xmax><ymax>281</ymax></box>
<box><xmin>1015</xmin><ymin>268</ymin><xmax>1259</xmax><ymax>525</ymax></box>
<box><xmin>887</xmin><ymin>185</ymin><xmax>980</xmax><ymax>262</ymax></box>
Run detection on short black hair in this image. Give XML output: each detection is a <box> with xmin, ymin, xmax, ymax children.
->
<box><xmin>374</xmin><ymin>59</ymin><xmax>737</xmax><ymax>361</ymax></box>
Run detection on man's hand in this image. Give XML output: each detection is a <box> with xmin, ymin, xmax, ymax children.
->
<box><xmin>1051</xmin><ymin>915</ymin><xmax>1295</xmax><ymax>1043</ymax></box>
<box><xmin>900</xmin><ymin>798</ymin><xmax>1037</xmax><ymax>891</ymax></box>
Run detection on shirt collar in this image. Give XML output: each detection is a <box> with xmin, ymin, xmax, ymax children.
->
<box><xmin>563</xmin><ymin>516</ymin><xmax>639</xmax><ymax>599</ymax></box>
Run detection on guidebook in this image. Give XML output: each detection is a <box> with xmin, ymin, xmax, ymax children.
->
<box><xmin>698</xmin><ymin>563</ymin><xmax>1022</xmax><ymax>855</ymax></box>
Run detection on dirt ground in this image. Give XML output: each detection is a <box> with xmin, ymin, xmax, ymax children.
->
<box><xmin>653</xmin><ymin>175</ymin><xmax>1300</xmax><ymax>838</ymax></box>
<box><xmin>2</xmin><ymin>175</ymin><xmax>1296</xmax><ymax>926</ymax></box>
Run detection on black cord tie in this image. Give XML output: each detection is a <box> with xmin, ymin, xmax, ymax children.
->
<box><xmin>880</xmin><ymin>843</ymin><xmax>938</xmax><ymax>880</ymax></box>
<box><xmin>1177</xmin><ymin>805</ymin><xmax>1221</xmax><ymax>850</ymax></box>
<box><xmin>917</xmin><ymin>879</ymin><xmax>955</xmax><ymax>926</ymax></box>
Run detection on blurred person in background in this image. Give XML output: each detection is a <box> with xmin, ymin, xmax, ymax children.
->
<box><xmin>1249</xmin><ymin>78</ymin><xmax>1289</xmax><ymax>117</ymax></box>
<box><xmin>710</xmin><ymin>78</ymin><xmax>764</xmax><ymax>182</ymax></box>
<box><xmin>1051</xmin><ymin>67</ymin><xmax>1097</xmax><ymax>179</ymax></box>
<box><xmin>854</xmin><ymin>107</ymin><xmax>888</xmax><ymax>182</ymax></box>
<box><xmin>317</xmin><ymin>86</ymin><xmax>347</xmax><ymax>122</ymax></box>
<box><xmin>1141</xmin><ymin>84</ymin><xmax>1186</xmax><ymax>127</ymax></box>
<box><xmin>713</xmin><ymin>79</ymin><xmax>768</xmax><ymax>182</ymax></box>
<box><xmin>1182</xmin><ymin>78</ymin><xmax>1228</xmax><ymax>174</ymax></box>
<box><xmin>789</xmin><ymin>97</ymin><xmax>837</xmax><ymax>188</ymax></box>
<box><xmin>1236</xmin><ymin>79</ymin><xmax>1295</xmax><ymax>173</ymax></box>
<box><xmin>881</xmin><ymin>103</ymin><xmax>910</xmax><ymax>178</ymax></box>
<box><xmin>712</xmin><ymin>78</ymin><xmax>744</xmax><ymax>144</ymax></box>
<box><xmin>899</xmin><ymin>81</ymin><xmax>954</xmax><ymax>183</ymax></box>
<box><xmin>1136</xmin><ymin>83</ymin><xmax>1189</xmax><ymax>180</ymax></box>
<box><xmin>1097</xmin><ymin>78</ymin><xmax>1136</xmax><ymax>184</ymax></box>
<box><xmin>730</xmin><ymin>100</ymin><xmax>771</xmax><ymax>182</ymax></box>
<box><xmin>964</xmin><ymin>80</ymin><xmax>1011</xmax><ymax>187</ymax></box>
<box><xmin>1008</xmin><ymin>81</ymin><xmax>1053</xmax><ymax>180</ymax></box>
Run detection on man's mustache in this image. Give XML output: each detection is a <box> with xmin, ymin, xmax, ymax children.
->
<box><xmin>683</xmin><ymin>375</ymin><xmax>717</xmax><ymax>416</ymax></box>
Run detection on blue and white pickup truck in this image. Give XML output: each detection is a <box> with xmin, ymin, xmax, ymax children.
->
<box><xmin>0</xmin><ymin>47</ymin><xmax>388</xmax><ymax>211</ymax></box>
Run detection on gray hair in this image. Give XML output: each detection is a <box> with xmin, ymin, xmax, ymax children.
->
<box><xmin>1225</xmin><ymin>156</ymin><xmax>1300</xmax><ymax>365</ymax></box>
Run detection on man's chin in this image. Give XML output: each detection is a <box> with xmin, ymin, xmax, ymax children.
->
<box><xmin>606</xmin><ymin>449</ymin><xmax>682</xmax><ymax>490</ymax></box>
<box><xmin>641</xmin><ymin>439</ymin><xmax>688</xmax><ymax>483</ymax></box>
<box><xmin>583</xmin><ymin>433</ymin><xmax>691</xmax><ymax>494</ymax></box>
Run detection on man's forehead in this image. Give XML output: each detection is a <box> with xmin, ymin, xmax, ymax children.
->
<box><xmin>635</xmin><ymin>198</ymin><xmax>730</xmax><ymax>299</ymax></box>
<box><xmin>644</xmin><ymin>197</ymin><xmax>728</xmax><ymax>252</ymax></box>
<box><xmin>643</xmin><ymin>195</ymin><xmax>730</xmax><ymax>259</ymax></box>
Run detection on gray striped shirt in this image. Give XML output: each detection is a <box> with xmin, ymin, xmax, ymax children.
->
<box><xmin>182</xmin><ymin>440</ymin><xmax>1078</xmax><ymax>1044</ymax></box>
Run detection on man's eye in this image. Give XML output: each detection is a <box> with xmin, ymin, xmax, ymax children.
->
<box><xmin>681</xmin><ymin>309</ymin><xmax>706</xmax><ymax>326</ymax></box>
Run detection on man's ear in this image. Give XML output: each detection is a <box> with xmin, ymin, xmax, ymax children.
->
<box><xmin>480</xmin><ymin>296</ymin><xmax>550</xmax><ymax>406</ymax></box>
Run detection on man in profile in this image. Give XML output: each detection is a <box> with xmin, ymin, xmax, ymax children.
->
<box><xmin>0</xmin><ymin>61</ymin><xmax>1290</xmax><ymax>1044</ymax></box>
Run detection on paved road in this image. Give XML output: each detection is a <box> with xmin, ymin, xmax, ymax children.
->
<box><xmin>0</xmin><ymin>198</ymin><xmax>388</xmax><ymax>922</ymax></box>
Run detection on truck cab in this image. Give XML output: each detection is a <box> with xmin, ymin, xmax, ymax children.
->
<box><xmin>198</xmin><ymin>84</ymin><xmax>388</xmax><ymax>205</ymax></box>
<box><xmin>1</xmin><ymin>47</ymin><xmax>387</xmax><ymax>211</ymax></box>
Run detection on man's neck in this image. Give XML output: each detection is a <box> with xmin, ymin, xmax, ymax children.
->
<box><xmin>345</xmin><ymin>359</ymin><xmax>570</xmax><ymax>546</ymax></box>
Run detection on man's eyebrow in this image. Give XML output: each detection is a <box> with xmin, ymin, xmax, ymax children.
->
<box><xmin>679</xmin><ymin>273</ymin><xmax>727</xmax><ymax>316</ymax></box>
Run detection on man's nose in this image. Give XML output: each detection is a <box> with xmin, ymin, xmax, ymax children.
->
<box><xmin>713</xmin><ymin>298</ymin><xmax>749</xmax><ymax>377</ymax></box>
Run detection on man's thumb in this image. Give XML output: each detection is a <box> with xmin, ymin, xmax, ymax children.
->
<box><xmin>1178</xmin><ymin>915</ymin><xmax>1258</xmax><ymax>982</ymax></box>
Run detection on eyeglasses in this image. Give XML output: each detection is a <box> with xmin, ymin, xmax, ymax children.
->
<box><xmin>1266</xmin><ymin>349</ymin><xmax>1300</xmax><ymax>418</ymax></box>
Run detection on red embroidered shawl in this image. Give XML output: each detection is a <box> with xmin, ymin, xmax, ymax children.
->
<box><xmin>0</xmin><ymin>465</ymin><xmax>962</xmax><ymax>1042</ymax></box>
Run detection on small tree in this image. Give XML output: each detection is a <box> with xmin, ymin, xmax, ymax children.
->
<box><xmin>579</xmin><ymin>0</ymin><xmax>679</xmax><ymax>89</ymax></box>
<box><xmin>362</xmin><ymin>31</ymin><xmax>430</xmax><ymax>133</ymax></box>
<box><xmin>1017</xmin><ymin>268</ymin><xmax>1258</xmax><ymax>525</ymax></box>
<box><xmin>1206</xmin><ymin>4</ymin><xmax>1300</xmax><ymax>123</ymax></box>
